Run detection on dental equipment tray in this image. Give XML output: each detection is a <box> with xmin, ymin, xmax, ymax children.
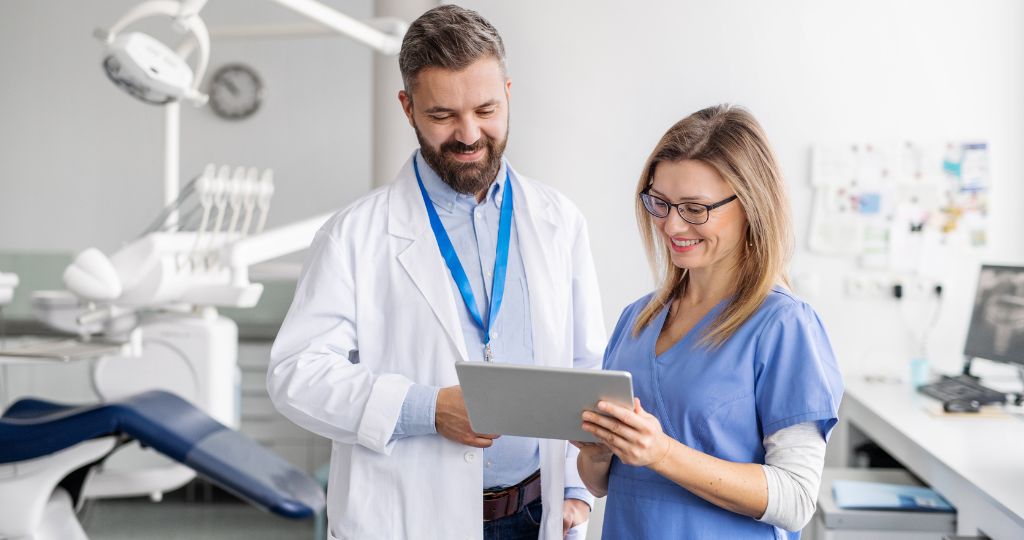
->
<box><xmin>0</xmin><ymin>337</ymin><xmax>127</xmax><ymax>362</ymax></box>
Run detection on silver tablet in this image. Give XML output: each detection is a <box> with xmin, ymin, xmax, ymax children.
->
<box><xmin>455</xmin><ymin>362</ymin><xmax>634</xmax><ymax>443</ymax></box>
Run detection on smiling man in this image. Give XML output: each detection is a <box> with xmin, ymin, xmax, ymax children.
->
<box><xmin>267</xmin><ymin>5</ymin><xmax>606</xmax><ymax>540</ymax></box>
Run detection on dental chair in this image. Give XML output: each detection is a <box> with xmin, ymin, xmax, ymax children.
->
<box><xmin>0</xmin><ymin>390</ymin><xmax>325</xmax><ymax>540</ymax></box>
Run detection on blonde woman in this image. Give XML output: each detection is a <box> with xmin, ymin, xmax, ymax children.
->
<box><xmin>574</xmin><ymin>105</ymin><xmax>843</xmax><ymax>539</ymax></box>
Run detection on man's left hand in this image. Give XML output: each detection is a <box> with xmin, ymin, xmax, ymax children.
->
<box><xmin>562</xmin><ymin>499</ymin><xmax>590</xmax><ymax>538</ymax></box>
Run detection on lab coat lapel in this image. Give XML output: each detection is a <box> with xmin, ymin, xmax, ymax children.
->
<box><xmin>389</xmin><ymin>158</ymin><xmax>470</xmax><ymax>363</ymax></box>
<box><xmin>511</xmin><ymin>168</ymin><xmax>561</xmax><ymax>368</ymax></box>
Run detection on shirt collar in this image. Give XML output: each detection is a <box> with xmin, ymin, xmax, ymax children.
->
<box><xmin>416</xmin><ymin>149</ymin><xmax>508</xmax><ymax>214</ymax></box>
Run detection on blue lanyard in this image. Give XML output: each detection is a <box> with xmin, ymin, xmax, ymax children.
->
<box><xmin>413</xmin><ymin>155</ymin><xmax>514</xmax><ymax>362</ymax></box>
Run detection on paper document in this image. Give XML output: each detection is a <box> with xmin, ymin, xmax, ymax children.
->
<box><xmin>832</xmin><ymin>480</ymin><xmax>954</xmax><ymax>512</ymax></box>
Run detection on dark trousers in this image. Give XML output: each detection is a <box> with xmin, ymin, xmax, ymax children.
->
<box><xmin>483</xmin><ymin>497</ymin><xmax>543</xmax><ymax>540</ymax></box>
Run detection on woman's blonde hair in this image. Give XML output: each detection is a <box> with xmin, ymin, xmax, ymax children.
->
<box><xmin>633</xmin><ymin>104</ymin><xmax>793</xmax><ymax>347</ymax></box>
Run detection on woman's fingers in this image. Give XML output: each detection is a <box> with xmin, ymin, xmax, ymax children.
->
<box><xmin>582</xmin><ymin>421</ymin><xmax>632</xmax><ymax>453</ymax></box>
<box><xmin>582</xmin><ymin>411</ymin><xmax>641</xmax><ymax>441</ymax></box>
<box><xmin>583</xmin><ymin>418</ymin><xmax>638</xmax><ymax>453</ymax></box>
<box><xmin>571</xmin><ymin>440</ymin><xmax>606</xmax><ymax>452</ymax></box>
<box><xmin>633</xmin><ymin>398</ymin><xmax>661</xmax><ymax>422</ymax></box>
<box><xmin>597</xmin><ymin>400</ymin><xmax>643</xmax><ymax>427</ymax></box>
<box><xmin>585</xmin><ymin>422</ymin><xmax>622</xmax><ymax>448</ymax></box>
<box><xmin>584</xmin><ymin>400</ymin><xmax>671</xmax><ymax>467</ymax></box>
<box><xmin>598</xmin><ymin>399</ymin><xmax>663</xmax><ymax>434</ymax></box>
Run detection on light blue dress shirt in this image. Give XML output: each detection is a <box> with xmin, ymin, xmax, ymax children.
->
<box><xmin>392</xmin><ymin>151</ymin><xmax>590</xmax><ymax>505</ymax></box>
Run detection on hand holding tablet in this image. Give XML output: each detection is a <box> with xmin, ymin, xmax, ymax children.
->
<box><xmin>454</xmin><ymin>362</ymin><xmax>634</xmax><ymax>443</ymax></box>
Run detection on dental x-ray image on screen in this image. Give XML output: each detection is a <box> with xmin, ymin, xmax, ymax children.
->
<box><xmin>964</xmin><ymin>265</ymin><xmax>1024</xmax><ymax>366</ymax></box>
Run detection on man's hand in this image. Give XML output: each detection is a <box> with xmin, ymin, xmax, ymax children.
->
<box><xmin>562</xmin><ymin>499</ymin><xmax>590</xmax><ymax>538</ymax></box>
<box><xmin>435</xmin><ymin>385</ymin><xmax>500</xmax><ymax>448</ymax></box>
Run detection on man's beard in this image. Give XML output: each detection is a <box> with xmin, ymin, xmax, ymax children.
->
<box><xmin>414</xmin><ymin>122</ymin><xmax>508</xmax><ymax>195</ymax></box>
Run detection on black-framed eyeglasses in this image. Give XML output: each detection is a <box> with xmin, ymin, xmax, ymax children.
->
<box><xmin>639</xmin><ymin>189</ymin><xmax>738</xmax><ymax>225</ymax></box>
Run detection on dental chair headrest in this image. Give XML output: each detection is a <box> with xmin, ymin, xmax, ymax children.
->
<box><xmin>63</xmin><ymin>248</ymin><xmax>123</xmax><ymax>302</ymax></box>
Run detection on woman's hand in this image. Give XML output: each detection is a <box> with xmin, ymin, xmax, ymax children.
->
<box><xmin>569</xmin><ymin>440</ymin><xmax>613</xmax><ymax>464</ymax></box>
<box><xmin>571</xmin><ymin>420</ymin><xmax>618</xmax><ymax>498</ymax></box>
<box><xmin>581</xmin><ymin>398</ymin><xmax>673</xmax><ymax>468</ymax></box>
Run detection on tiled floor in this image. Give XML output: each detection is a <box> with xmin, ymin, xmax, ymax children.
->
<box><xmin>79</xmin><ymin>498</ymin><xmax>315</xmax><ymax>540</ymax></box>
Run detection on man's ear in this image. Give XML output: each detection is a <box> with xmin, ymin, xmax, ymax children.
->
<box><xmin>398</xmin><ymin>90</ymin><xmax>415</xmax><ymax>127</ymax></box>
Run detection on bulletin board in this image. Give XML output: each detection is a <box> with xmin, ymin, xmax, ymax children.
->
<box><xmin>808</xmin><ymin>141</ymin><xmax>989</xmax><ymax>272</ymax></box>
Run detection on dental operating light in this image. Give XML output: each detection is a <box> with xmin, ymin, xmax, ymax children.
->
<box><xmin>98</xmin><ymin>0</ymin><xmax>211</xmax><ymax>106</ymax></box>
<box><xmin>98</xmin><ymin>0</ymin><xmax>404</xmax><ymax>107</ymax></box>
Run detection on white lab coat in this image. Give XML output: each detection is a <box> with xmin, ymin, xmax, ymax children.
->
<box><xmin>268</xmin><ymin>154</ymin><xmax>606</xmax><ymax>540</ymax></box>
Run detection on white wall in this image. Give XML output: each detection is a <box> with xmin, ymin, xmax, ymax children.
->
<box><xmin>0</xmin><ymin>0</ymin><xmax>376</xmax><ymax>255</ymax></box>
<box><xmin>464</xmin><ymin>0</ymin><xmax>1024</xmax><ymax>379</ymax></box>
<box><xmin>4</xmin><ymin>1</ymin><xmax>1020</xmax><ymax>378</ymax></box>
<box><xmin>0</xmin><ymin>1</ymin><xmax>1021</xmax><ymax>405</ymax></box>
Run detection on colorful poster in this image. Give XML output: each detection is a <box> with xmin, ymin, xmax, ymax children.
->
<box><xmin>808</xmin><ymin>141</ymin><xmax>989</xmax><ymax>270</ymax></box>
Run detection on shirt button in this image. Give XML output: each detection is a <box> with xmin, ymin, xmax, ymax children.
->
<box><xmin>464</xmin><ymin>451</ymin><xmax>476</xmax><ymax>463</ymax></box>
<box><xmin>475</xmin><ymin>213</ymin><xmax>483</xmax><ymax>220</ymax></box>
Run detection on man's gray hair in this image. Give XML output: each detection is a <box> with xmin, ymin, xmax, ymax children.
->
<box><xmin>399</xmin><ymin>4</ymin><xmax>507</xmax><ymax>95</ymax></box>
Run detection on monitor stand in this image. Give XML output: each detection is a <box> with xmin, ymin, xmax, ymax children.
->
<box><xmin>961</xmin><ymin>356</ymin><xmax>980</xmax><ymax>379</ymax></box>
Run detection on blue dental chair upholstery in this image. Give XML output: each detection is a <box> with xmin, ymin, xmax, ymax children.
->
<box><xmin>0</xmin><ymin>390</ymin><xmax>325</xmax><ymax>519</ymax></box>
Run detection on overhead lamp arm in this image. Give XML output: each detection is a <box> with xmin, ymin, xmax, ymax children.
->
<box><xmin>265</xmin><ymin>0</ymin><xmax>405</xmax><ymax>54</ymax></box>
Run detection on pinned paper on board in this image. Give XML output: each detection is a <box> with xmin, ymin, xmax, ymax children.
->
<box><xmin>808</xmin><ymin>141</ymin><xmax>989</xmax><ymax>271</ymax></box>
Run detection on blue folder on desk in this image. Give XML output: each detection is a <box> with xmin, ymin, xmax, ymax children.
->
<box><xmin>833</xmin><ymin>480</ymin><xmax>954</xmax><ymax>512</ymax></box>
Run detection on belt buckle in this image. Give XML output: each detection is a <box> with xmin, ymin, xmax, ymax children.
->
<box><xmin>483</xmin><ymin>486</ymin><xmax>519</xmax><ymax>522</ymax></box>
<box><xmin>483</xmin><ymin>486</ymin><xmax>511</xmax><ymax>501</ymax></box>
<box><xmin>483</xmin><ymin>470</ymin><xmax>539</xmax><ymax>522</ymax></box>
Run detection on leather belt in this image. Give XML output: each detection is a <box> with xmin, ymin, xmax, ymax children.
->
<box><xmin>483</xmin><ymin>470</ymin><xmax>541</xmax><ymax>522</ymax></box>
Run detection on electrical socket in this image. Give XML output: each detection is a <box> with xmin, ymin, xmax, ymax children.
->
<box><xmin>867</xmin><ymin>276</ymin><xmax>891</xmax><ymax>297</ymax></box>
<box><xmin>844</xmin><ymin>275</ymin><xmax>866</xmax><ymax>297</ymax></box>
<box><xmin>897</xmin><ymin>276</ymin><xmax>941</xmax><ymax>300</ymax></box>
<box><xmin>845</xmin><ymin>273</ymin><xmax>941</xmax><ymax>300</ymax></box>
<box><xmin>844</xmin><ymin>273</ymin><xmax>894</xmax><ymax>299</ymax></box>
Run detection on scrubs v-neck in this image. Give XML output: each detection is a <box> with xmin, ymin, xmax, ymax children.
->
<box><xmin>600</xmin><ymin>287</ymin><xmax>843</xmax><ymax>540</ymax></box>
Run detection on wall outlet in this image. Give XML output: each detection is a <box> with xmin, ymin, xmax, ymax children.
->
<box><xmin>844</xmin><ymin>273</ymin><xmax>894</xmax><ymax>299</ymax></box>
<box><xmin>844</xmin><ymin>275</ymin><xmax>867</xmax><ymax>297</ymax></box>
<box><xmin>897</xmin><ymin>276</ymin><xmax>942</xmax><ymax>300</ymax></box>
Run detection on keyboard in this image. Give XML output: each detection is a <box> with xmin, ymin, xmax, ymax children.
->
<box><xmin>917</xmin><ymin>375</ymin><xmax>1007</xmax><ymax>406</ymax></box>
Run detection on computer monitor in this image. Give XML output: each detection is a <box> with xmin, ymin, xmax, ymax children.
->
<box><xmin>964</xmin><ymin>265</ymin><xmax>1024</xmax><ymax>367</ymax></box>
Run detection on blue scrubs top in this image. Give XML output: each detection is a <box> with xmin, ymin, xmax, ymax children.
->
<box><xmin>601</xmin><ymin>287</ymin><xmax>844</xmax><ymax>540</ymax></box>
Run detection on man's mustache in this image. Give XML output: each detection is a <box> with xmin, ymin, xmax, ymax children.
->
<box><xmin>442</xmin><ymin>139</ymin><xmax>486</xmax><ymax>154</ymax></box>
